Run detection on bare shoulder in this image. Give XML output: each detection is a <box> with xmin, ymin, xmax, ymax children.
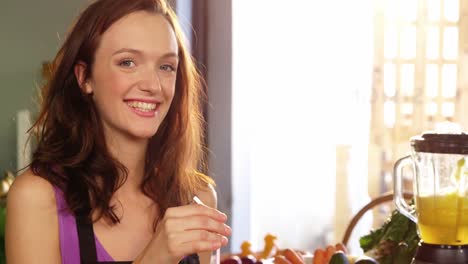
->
<box><xmin>6</xmin><ymin>168</ymin><xmax>61</xmax><ymax>263</ymax></box>
<box><xmin>195</xmin><ymin>183</ymin><xmax>217</xmax><ymax>209</ymax></box>
<box><xmin>7</xmin><ymin>169</ymin><xmax>56</xmax><ymax>209</ymax></box>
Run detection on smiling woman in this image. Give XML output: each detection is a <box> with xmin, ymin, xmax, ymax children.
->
<box><xmin>5</xmin><ymin>0</ymin><xmax>230</xmax><ymax>264</ymax></box>
<box><xmin>74</xmin><ymin>11</ymin><xmax>179</xmax><ymax>141</ymax></box>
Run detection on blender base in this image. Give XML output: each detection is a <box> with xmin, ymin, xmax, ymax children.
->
<box><xmin>412</xmin><ymin>242</ymin><xmax>468</xmax><ymax>264</ymax></box>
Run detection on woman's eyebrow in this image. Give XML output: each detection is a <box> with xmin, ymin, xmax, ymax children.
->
<box><xmin>112</xmin><ymin>48</ymin><xmax>143</xmax><ymax>56</ymax></box>
<box><xmin>112</xmin><ymin>48</ymin><xmax>178</xmax><ymax>59</ymax></box>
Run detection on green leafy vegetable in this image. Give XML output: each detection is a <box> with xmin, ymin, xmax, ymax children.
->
<box><xmin>359</xmin><ymin>208</ymin><xmax>419</xmax><ymax>264</ymax></box>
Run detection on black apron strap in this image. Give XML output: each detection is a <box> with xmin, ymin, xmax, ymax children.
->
<box><xmin>76</xmin><ymin>214</ymin><xmax>99</xmax><ymax>264</ymax></box>
<box><xmin>76</xmin><ymin>214</ymin><xmax>133</xmax><ymax>264</ymax></box>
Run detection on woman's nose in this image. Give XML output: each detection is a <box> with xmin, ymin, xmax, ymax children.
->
<box><xmin>139</xmin><ymin>67</ymin><xmax>162</xmax><ymax>93</ymax></box>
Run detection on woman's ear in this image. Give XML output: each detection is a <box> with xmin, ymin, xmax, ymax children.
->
<box><xmin>74</xmin><ymin>61</ymin><xmax>93</xmax><ymax>94</ymax></box>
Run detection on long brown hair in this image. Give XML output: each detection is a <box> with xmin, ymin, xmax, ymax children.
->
<box><xmin>30</xmin><ymin>0</ymin><xmax>213</xmax><ymax>225</ymax></box>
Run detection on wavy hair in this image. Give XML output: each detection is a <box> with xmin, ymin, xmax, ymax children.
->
<box><xmin>30</xmin><ymin>0</ymin><xmax>213</xmax><ymax>226</ymax></box>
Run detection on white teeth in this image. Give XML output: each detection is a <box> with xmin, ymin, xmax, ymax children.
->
<box><xmin>126</xmin><ymin>101</ymin><xmax>157</xmax><ymax>111</ymax></box>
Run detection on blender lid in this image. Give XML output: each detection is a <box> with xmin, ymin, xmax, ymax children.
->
<box><xmin>411</xmin><ymin>133</ymin><xmax>468</xmax><ymax>154</ymax></box>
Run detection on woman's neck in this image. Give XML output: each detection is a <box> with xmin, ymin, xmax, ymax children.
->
<box><xmin>105</xmin><ymin>134</ymin><xmax>149</xmax><ymax>193</ymax></box>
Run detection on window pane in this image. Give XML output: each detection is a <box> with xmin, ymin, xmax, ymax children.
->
<box><xmin>384</xmin><ymin>26</ymin><xmax>398</xmax><ymax>59</ymax></box>
<box><xmin>402</xmin><ymin>103</ymin><xmax>413</xmax><ymax>115</ymax></box>
<box><xmin>402</xmin><ymin>115</ymin><xmax>412</xmax><ymax>127</ymax></box>
<box><xmin>384</xmin><ymin>101</ymin><xmax>396</xmax><ymax>128</ymax></box>
<box><xmin>441</xmin><ymin>64</ymin><xmax>457</xmax><ymax>97</ymax></box>
<box><xmin>401</xmin><ymin>64</ymin><xmax>415</xmax><ymax>96</ymax></box>
<box><xmin>425</xmin><ymin>64</ymin><xmax>439</xmax><ymax>97</ymax></box>
<box><xmin>427</xmin><ymin>0</ymin><xmax>441</xmax><ymax>21</ymax></box>
<box><xmin>384</xmin><ymin>63</ymin><xmax>396</xmax><ymax>97</ymax></box>
<box><xmin>426</xmin><ymin>27</ymin><xmax>439</xmax><ymax>59</ymax></box>
<box><xmin>401</xmin><ymin>0</ymin><xmax>418</xmax><ymax>22</ymax></box>
<box><xmin>384</xmin><ymin>0</ymin><xmax>398</xmax><ymax>21</ymax></box>
<box><xmin>444</xmin><ymin>0</ymin><xmax>459</xmax><ymax>22</ymax></box>
<box><xmin>400</xmin><ymin>26</ymin><xmax>416</xmax><ymax>59</ymax></box>
<box><xmin>442</xmin><ymin>102</ymin><xmax>454</xmax><ymax>117</ymax></box>
<box><xmin>443</xmin><ymin>27</ymin><xmax>458</xmax><ymax>60</ymax></box>
<box><xmin>426</xmin><ymin>102</ymin><xmax>438</xmax><ymax>116</ymax></box>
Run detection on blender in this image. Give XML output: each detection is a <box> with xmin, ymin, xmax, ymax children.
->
<box><xmin>394</xmin><ymin>132</ymin><xmax>468</xmax><ymax>264</ymax></box>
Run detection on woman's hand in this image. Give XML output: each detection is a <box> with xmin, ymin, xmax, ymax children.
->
<box><xmin>135</xmin><ymin>203</ymin><xmax>231</xmax><ymax>264</ymax></box>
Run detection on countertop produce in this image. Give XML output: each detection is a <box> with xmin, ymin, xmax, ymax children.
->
<box><xmin>221</xmin><ymin>234</ymin><xmax>309</xmax><ymax>264</ymax></box>
<box><xmin>223</xmin><ymin>237</ymin><xmax>377</xmax><ymax>264</ymax></box>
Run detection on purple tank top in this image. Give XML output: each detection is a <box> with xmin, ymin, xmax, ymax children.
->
<box><xmin>53</xmin><ymin>186</ymin><xmax>115</xmax><ymax>263</ymax></box>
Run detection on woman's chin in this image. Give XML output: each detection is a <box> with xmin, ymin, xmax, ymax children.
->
<box><xmin>128</xmin><ymin>129</ymin><xmax>159</xmax><ymax>141</ymax></box>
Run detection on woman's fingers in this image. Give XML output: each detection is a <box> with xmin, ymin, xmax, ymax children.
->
<box><xmin>165</xmin><ymin>215</ymin><xmax>231</xmax><ymax>237</ymax></box>
<box><xmin>166</xmin><ymin>232</ymin><xmax>225</xmax><ymax>259</ymax></box>
<box><xmin>152</xmin><ymin>204</ymin><xmax>231</xmax><ymax>261</ymax></box>
<box><xmin>165</xmin><ymin>204</ymin><xmax>227</xmax><ymax>222</ymax></box>
<box><xmin>172</xmin><ymin>229</ymin><xmax>229</xmax><ymax>246</ymax></box>
<box><xmin>180</xmin><ymin>240</ymin><xmax>223</xmax><ymax>255</ymax></box>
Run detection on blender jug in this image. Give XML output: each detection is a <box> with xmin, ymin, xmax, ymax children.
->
<box><xmin>394</xmin><ymin>133</ymin><xmax>468</xmax><ymax>245</ymax></box>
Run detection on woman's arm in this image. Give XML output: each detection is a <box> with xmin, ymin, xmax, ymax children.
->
<box><xmin>5</xmin><ymin>170</ymin><xmax>61</xmax><ymax>263</ymax></box>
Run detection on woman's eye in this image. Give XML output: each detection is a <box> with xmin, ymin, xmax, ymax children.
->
<box><xmin>160</xmin><ymin>64</ymin><xmax>176</xmax><ymax>72</ymax></box>
<box><xmin>119</xmin><ymin>59</ymin><xmax>135</xmax><ymax>68</ymax></box>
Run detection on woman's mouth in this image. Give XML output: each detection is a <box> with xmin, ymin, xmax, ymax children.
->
<box><xmin>125</xmin><ymin>100</ymin><xmax>160</xmax><ymax>117</ymax></box>
<box><xmin>126</xmin><ymin>101</ymin><xmax>157</xmax><ymax>112</ymax></box>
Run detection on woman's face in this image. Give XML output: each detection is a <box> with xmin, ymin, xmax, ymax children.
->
<box><xmin>81</xmin><ymin>11</ymin><xmax>179</xmax><ymax>143</ymax></box>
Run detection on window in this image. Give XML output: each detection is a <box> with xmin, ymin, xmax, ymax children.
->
<box><xmin>370</xmin><ymin>0</ymin><xmax>467</xmax><ymax>223</ymax></box>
